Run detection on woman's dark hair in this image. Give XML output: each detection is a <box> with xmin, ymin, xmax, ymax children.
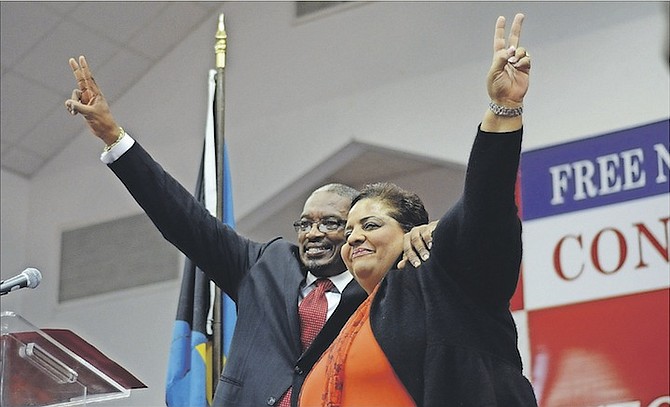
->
<box><xmin>351</xmin><ymin>182</ymin><xmax>429</xmax><ymax>232</ymax></box>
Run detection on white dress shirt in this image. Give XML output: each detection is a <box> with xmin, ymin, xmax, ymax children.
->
<box><xmin>299</xmin><ymin>271</ymin><xmax>353</xmax><ymax>319</ymax></box>
<box><xmin>100</xmin><ymin>131</ymin><xmax>134</xmax><ymax>164</ymax></box>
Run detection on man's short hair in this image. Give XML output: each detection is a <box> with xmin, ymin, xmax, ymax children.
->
<box><xmin>313</xmin><ymin>183</ymin><xmax>359</xmax><ymax>202</ymax></box>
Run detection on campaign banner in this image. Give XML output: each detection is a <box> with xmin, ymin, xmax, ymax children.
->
<box><xmin>519</xmin><ymin>119</ymin><xmax>670</xmax><ymax>406</ymax></box>
<box><xmin>528</xmin><ymin>289</ymin><xmax>669</xmax><ymax>407</ymax></box>
<box><xmin>520</xmin><ymin>120</ymin><xmax>669</xmax><ymax>310</ymax></box>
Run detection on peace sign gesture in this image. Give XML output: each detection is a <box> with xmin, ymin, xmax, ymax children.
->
<box><xmin>65</xmin><ymin>56</ymin><xmax>120</xmax><ymax>146</ymax></box>
<box><xmin>487</xmin><ymin>13</ymin><xmax>531</xmax><ymax>108</ymax></box>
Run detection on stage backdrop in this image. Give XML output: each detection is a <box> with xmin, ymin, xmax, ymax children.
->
<box><xmin>516</xmin><ymin>119</ymin><xmax>669</xmax><ymax>407</ymax></box>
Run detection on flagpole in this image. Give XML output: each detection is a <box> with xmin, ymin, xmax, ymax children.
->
<box><xmin>212</xmin><ymin>12</ymin><xmax>227</xmax><ymax>384</ymax></box>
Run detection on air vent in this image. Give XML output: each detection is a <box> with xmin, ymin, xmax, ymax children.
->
<box><xmin>295</xmin><ymin>1</ymin><xmax>351</xmax><ymax>19</ymax></box>
<box><xmin>59</xmin><ymin>213</ymin><xmax>180</xmax><ymax>301</ymax></box>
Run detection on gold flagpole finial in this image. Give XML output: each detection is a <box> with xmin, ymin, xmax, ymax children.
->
<box><xmin>215</xmin><ymin>13</ymin><xmax>227</xmax><ymax>68</ymax></box>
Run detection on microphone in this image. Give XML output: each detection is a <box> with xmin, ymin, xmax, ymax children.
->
<box><xmin>0</xmin><ymin>268</ymin><xmax>42</xmax><ymax>295</ymax></box>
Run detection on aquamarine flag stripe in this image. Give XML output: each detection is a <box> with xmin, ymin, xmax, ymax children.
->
<box><xmin>166</xmin><ymin>321</ymin><xmax>190</xmax><ymax>385</ymax></box>
<box><xmin>221</xmin><ymin>144</ymin><xmax>237</xmax><ymax>358</ymax></box>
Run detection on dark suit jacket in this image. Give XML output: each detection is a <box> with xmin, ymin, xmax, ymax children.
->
<box><xmin>109</xmin><ymin>143</ymin><xmax>366</xmax><ymax>406</ymax></box>
<box><xmin>369</xmin><ymin>128</ymin><xmax>538</xmax><ymax>406</ymax></box>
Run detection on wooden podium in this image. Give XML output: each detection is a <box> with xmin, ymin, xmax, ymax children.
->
<box><xmin>0</xmin><ymin>311</ymin><xmax>145</xmax><ymax>406</ymax></box>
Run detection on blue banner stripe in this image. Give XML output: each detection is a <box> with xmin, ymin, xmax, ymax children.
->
<box><xmin>521</xmin><ymin>120</ymin><xmax>669</xmax><ymax>220</ymax></box>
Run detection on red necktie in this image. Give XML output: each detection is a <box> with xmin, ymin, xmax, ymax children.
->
<box><xmin>278</xmin><ymin>278</ymin><xmax>335</xmax><ymax>407</ymax></box>
<box><xmin>299</xmin><ymin>278</ymin><xmax>335</xmax><ymax>351</ymax></box>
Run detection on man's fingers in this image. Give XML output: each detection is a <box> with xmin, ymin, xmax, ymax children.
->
<box><xmin>410</xmin><ymin>233</ymin><xmax>430</xmax><ymax>261</ymax></box>
<box><xmin>69</xmin><ymin>56</ymin><xmax>91</xmax><ymax>107</ymax></box>
<box><xmin>65</xmin><ymin>99</ymin><xmax>82</xmax><ymax>115</ymax></box>
<box><xmin>402</xmin><ymin>233</ymin><xmax>421</xmax><ymax>268</ymax></box>
<box><xmin>68</xmin><ymin>57</ymin><xmax>79</xmax><ymax>73</ymax></box>
<box><xmin>66</xmin><ymin>88</ymin><xmax>81</xmax><ymax>115</ymax></box>
<box><xmin>401</xmin><ymin>221</ymin><xmax>437</xmax><ymax>269</ymax></box>
<box><xmin>70</xmin><ymin>58</ymin><xmax>85</xmax><ymax>91</ymax></box>
<box><xmin>78</xmin><ymin>56</ymin><xmax>101</xmax><ymax>95</ymax></box>
<box><xmin>65</xmin><ymin>98</ymin><xmax>95</xmax><ymax>116</ymax></box>
<box><xmin>66</xmin><ymin>56</ymin><xmax>102</xmax><ymax>118</ymax></box>
<box><xmin>398</xmin><ymin>251</ymin><xmax>420</xmax><ymax>269</ymax></box>
<box><xmin>421</xmin><ymin>232</ymin><xmax>433</xmax><ymax>252</ymax></box>
<box><xmin>64</xmin><ymin>99</ymin><xmax>77</xmax><ymax>116</ymax></box>
<box><xmin>69</xmin><ymin>55</ymin><xmax>99</xmax><ymax>102</ymax></box>
<box><xmin>404</xmin><ymin>236</ymin><xmax>425</xmax><ymax>268</ymax></box>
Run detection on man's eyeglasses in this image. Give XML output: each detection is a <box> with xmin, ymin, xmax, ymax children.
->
<box><xmin>293</xmin><ymin>218</ymin><xmax>346</xmax><ymax>234</ymax></box>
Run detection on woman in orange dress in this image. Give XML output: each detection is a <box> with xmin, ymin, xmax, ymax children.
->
<box><xmin>300</xmin><ymin>13</ymin><xmax>538</xmax><ymax>407</ymax></box>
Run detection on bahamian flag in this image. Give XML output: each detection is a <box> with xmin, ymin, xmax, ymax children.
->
<box><xmin>166</xmin><ymin>69</ymin><xmax>237</xmax><ymax>407</ymax></box>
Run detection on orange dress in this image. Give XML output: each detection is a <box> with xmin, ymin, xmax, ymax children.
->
<box><xmin>299</xmin><ymin>288</ymin><xmax>416</xmax><ymax>407</ymax></box>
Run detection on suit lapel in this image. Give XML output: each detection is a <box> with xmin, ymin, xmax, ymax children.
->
<box><xmin>285</xmin><ymin>257</ymin><xmax>305</xmax><ymax>354</ymax></box>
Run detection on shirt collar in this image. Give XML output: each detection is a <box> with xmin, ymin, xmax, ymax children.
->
<box><xmin>304</xmin><ymin>270</ymin><xmax>354</xmax><ymax>294</ymax></box>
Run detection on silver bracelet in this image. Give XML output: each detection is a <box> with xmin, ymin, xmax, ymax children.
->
<box><xmin>489</xmin><ymin>101</ymin><xmax>523</xmax><ymax>117</ymax></box>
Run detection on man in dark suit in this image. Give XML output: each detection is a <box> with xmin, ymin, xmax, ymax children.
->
<box><xmin>65</xmin><ymin>56</ymin><xmax>433</xmax><ymax>406</ymax></box>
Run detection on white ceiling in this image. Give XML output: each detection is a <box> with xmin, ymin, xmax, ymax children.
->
<box><xmin>1</xmin><ymin>1</ymin><xmax>666</xmax><ymax>180</ymax></box>
<box><xmin>1</xmin><ymin>1</ymin><xmax>221</xmax><ymax>178</ymax></box>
